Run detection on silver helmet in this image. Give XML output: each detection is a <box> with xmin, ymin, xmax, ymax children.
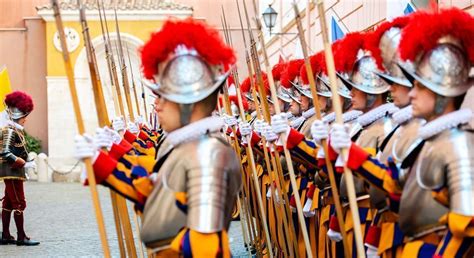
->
<box><xmin>277</xmin><ymin>86</ymin><xmax>292</xmax><ymax>103</ymax></box>
<box><xmin>398</xmin><ymin>39</ymin><xmax>472</xmax><ymax>97</ymax></box>
<box><xmin>147</xmin><ymin>45</ymin><xmax>229</xmax><ymax>104</ymax></box>
<box><xmin>243</xmin><ymin>92</ymin><xmax>254</xmax><ymax>102</ymax></box>
<box><xmin>290</xmin><ymin>79</ymin><xmax>332</xmax><ymax>99</ymax></box>
<box><xmin>318</xmin><ymin>74</ymin><xmax>351</xmax><ymax>99</ymax></box>
<box><xmin>7</xmin><ymin>107</ymin><xmax>29</xmax><ymax>120</ymax></box>
<box><xmin>230</xmin><ymin>101</ymin><xmax>239</xmax><ymax>117</ymax></box>
<box><xmin>288</xmin><ymin>86</ymin><xmax>301</xmax><ymax>104</ymax></box>
<box><xmin>338</xmin><ymin>55</ymin><xmax>390</xmax><ymax>95</ymax></box>
<box><xmin>374</xmin><ymin>27</ymin><xmax>412</xmax><ymax>87</ymax></box>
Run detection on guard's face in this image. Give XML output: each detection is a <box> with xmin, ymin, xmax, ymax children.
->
<box><xmin>318</xmin><ymin>95</ymin><xmax>328</xmax><ymax>112</ymax></box>
<box><xmin>289</xmin><ymin>100</ymin><xmax>301</xmax><ymax>116</ymax></box>
<box><xmin>389</xmin><ymin>83</ymin><xmax>411</xmax><ymax>108</ymax></box>
<box><xmin>409</xmin><ymin>80</ymin><xmax>436</xmax><ymax>120</ymax></box>
<box><xmin>300</xmin><ymin>96</ymin><xmax>311</xmax><ymax>111</ymax></box>
<box><xmin>17</xmin><ymin>117</ymin><xmax>27</xmax><ymax>126</ymax></box>
<box><xmin>248</xmin><ymin>100</ymin><xmax>256</xmax><ymax>112</ymax></box>
<box><xmin>268</xmin><ymin>103</ymin><xmax>276</xmax><ymax>116</ymax></box>
<box><xmin>154</xmin><ymin>96</ymin><xmax>181</xmax><ymax>132</ymax></box>
<box><xmin>350</xmin><ymin>88</ymin><xmax>367</xmax><ymax>111</ymax></box>
<box><xmin>278</xmin><ymin>99</ymin><xmax>286</xmax><ymax>112</ymax></box>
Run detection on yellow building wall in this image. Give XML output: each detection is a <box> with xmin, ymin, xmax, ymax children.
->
<box><xmin>46</xmin><ymin>20</ymin><xmax>163</xmax><ymax>76</ymax></box>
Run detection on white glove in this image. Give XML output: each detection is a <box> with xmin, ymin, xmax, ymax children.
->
<box><xmin>327</xmin><ymin>229</ymin><xmax>343</xmax><ymax>242</ymax></box>
<box><xmin>112</xmin><ymin>117</ymin><xmax>125</xmax><ymax>132</ymax></box>
<box><xmin>311</xmin><ymin>120</ymin><xmax>329</xmax><ymax>145</ymax></box>
<box><xmin>105</xmin><ymin>127</ymin><xmax>122</xmax><ymax>144</ymax></box>
<box><xmin>135</xmin><ymin>115</ymin><xmax>145</xmax><ymax>126</ymax></box>
<box><xmin>366</xmin><ymin>244</ymin><xmax>380</xmax><ymax>258</ymax></box>
<box><xmin>127</xmin><ymin>121</ymin><xmax>140</xmax><ymax>134</ymax></box>
<box><xmin>303</xmin><ymin>199</ymin><xmax>316</xmax><ymax>217</ymax></box>
<box><xmin>94</xmin><ymin>127</ymin><xmax>113</xmax><ymax>149</ymax></box>
<box><xmin>239</xmin><ymin>122</ymin><xmax>252</xmax><ymax>137</ymax></box>
<box><xmin>253</xmin><ymin>119</ymin><xmax>265</xmax><ymax>135</ymax></box>
<box><xmin>271</xmin><ymin>113</ymin><xmax>290</xmax><ymax>135</ymax></box>
<box><xmin>24</xmin><ymin>161</ymin><xmax>36</xmax><ymax>169</ymax></box>
<box><xmin>74</xmin><ymin>134</ymin><xmax>98</xmax><ymax>161</ymax></box>
<box><xmin>262</xmin><ymin>124</ymin><xmax>278</xmax><ymax>142</ymax></box>
<box><xmin>330</xmin><ymin>123</ymin><xmax>351</xmax><ymax>153</ymax></box>
<box><xmin>223</xmin><ymin>114</ymin><xmax>238</xmax><ymax>127</ymax></box>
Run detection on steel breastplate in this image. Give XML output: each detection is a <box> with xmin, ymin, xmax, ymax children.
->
<box><xmin>399</xmin><ymin>126</ymin><xmax>474</xmax><ymax>236</ymax></box>
<box><xmin>415</xmin><ymin>127</ymin><xmax>474</xmax><ymax>216</ymax></box>
<box><xmin>141</xmin><ymin>134</ymin><xmax>241</xmax><ymax>247</ymax></box>
<box><xmin>341</xmin><ymin>116</ymin><xmax>394</xmax><ymax>203</ymax></box>
<box><xmin>380</xmin><ymin>119</ymin><xmax>423</xmax><ymax>186</ymax></box>
<box><xmin>399</xmin><ymin>158</ymin><xmax>448</xmax><ymax>237</ymax></box>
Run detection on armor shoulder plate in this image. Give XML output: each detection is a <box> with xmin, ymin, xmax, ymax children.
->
<box><xmin>417</xmin><ymin>127</ymin><xmax>474</xmax><ymax>216</ymax></box>
<box><xmin>179</xmin><ymin>134</ymin><xmax>241</xmax><ymax>233</ymax></box>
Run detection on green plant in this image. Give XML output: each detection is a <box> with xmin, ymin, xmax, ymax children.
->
<box><xmin>24</xmin><ymin>131</ymin><xmax>42</xmax><ymax>153</ymax></box>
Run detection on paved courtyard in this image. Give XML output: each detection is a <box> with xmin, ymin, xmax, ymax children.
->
<box><xmin>0</xmin><ymin>182</ymin><xmax>249</xmax><ymax>257</ymax></box>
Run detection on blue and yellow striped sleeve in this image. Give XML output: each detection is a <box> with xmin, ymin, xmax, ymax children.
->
<box><xmin>434</xmin><ymin>213</ymin><xmax>474</xmax><ymax>258</ymax></box>
<box><xmin>346</xmin><ymin>143</ymin><xmax>403</xmax><ymax>196</ymax></box>
<box><xmin>285</xmin><ymin>128</ymin><xmax>318</xmax><ymax>168</ymax></box>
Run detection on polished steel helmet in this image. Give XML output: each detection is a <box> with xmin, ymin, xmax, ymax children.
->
<box><xmin>277</xmin><ymin>86</ymin><xmax>292</xmax><ymax>103</ymax></box>
<box><xmin>290</xmin><ymin>79</ymin><xmax>332</xmax><ymax>99</ymax></box>
<box><xmin>288</xmin><ymin>86</ymin><xmax>302</xmax><ymax>104</ymax></box>
<box><xmin>398</xmin><ymin>39</ymin><xmax>472</xmax><ymax>97</ymax></box>
<box><xmin>148</xmin><ymin>45</ymin><xmax>229</xmax><ymax>104</ymax></box>
<box><xmin>6</xmin><ymin>107</ymin><xmax>29</xmax><ymax>120</ymax></box>
<box><xmin>243</xmin><ymin>92</ymin><xmax>254</xmax><ymax>102</ymax></box>
<box><xmin>338</xmin><ymin>55</ymin><xmax>390</xmax><ymax>94</ymax></box>
<box><xmin>230</xmin><ymin>102</ymin><xmax>239</xmax><ymax>117</ymax></box>
<box><xmin>374</xmin><ymin>27</ymin><xmax>412</xmax><ymax>87</ymax></box>
<box><xmin>318</xmin><ymin>74</ymin><xmax>351</xmax><ymax>99</ymax></box>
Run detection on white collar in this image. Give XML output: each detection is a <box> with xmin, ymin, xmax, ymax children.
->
<box><xmin>7</xmin><ymin>120</ymin><xmax>24</xmax><ymax>130</ymax></box>
<box><xmin>321</xmin><ymin>110</ymin><xmax>363</xmax><ymax>124</ymax></box>
<box><xmin>285</xmin><ymin>112</ymin><xmax>295</xmax><ymax>120</ymax></box>
<box><xmin>302</xmin><ymin>108</ymin><xmax>316</xmax><ymax>119</ymax></box>
<box><xmin>342</xmin><ymin>110</ymin><xmax>363</xmax><ymax>123</ymax></box>
<box><xmin>357</xmin><ymin>103</ymin><xmax>398</xmax><ymax>127</ymax></box>
<box><xmin>322</xmin><ymin>112</ymin><xmax>335</xmax><ymax>124</ymax></box>
<box><xmin>290</xmin><ymin>116</ymin><xmax>304</xmax><ymax>128</ymax></box>
<box><xmin>392</xmin><ymin>105</ymin><xmax>413</xmax><ymax>125</ymax></box>
<box><xmin>251</xmin><ymin>111</ymin><xmax>257</xmax><ymax>118</ymax></box>
<box><xmin>166</xmin><ymin>116</ymin><xmax>224</xmax><ymax>147</ymax></box>
<box><xmin>419</xmin><ymin>109</ymin><xmax>473</xmax><ymax>140</ymax></box>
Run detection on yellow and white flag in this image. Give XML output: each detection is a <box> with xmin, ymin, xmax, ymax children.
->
<box><xmin>0</xmin><ymin>66</ymin><xmax>13</xmax><ymax>126</ymax></box>
<box><xmin>0</xmin><ymin>66</ymin><xmax>13</xmax><ymax>112</ymax></box>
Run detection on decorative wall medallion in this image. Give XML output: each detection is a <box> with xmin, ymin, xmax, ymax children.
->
<box><xmin>53</xmin><ymin>27</ymin><xmax>80</xmax><ymax>53</ymax></box>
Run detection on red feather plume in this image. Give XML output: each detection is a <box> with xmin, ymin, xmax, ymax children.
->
<box><xmin>399</xmin><ymin>8</ymin><xmax>474</xmax><ymax>65</ymax></box>
<box><xmin>240</xmin><ymin>77</ymin><xmax>251</xmax><ymax>93</ymax></box>
<box><xmin>229</xmin><ymin>95</ymin><xmax>249</xmax><ymax>111</ymax></box>
<box><xmin>227</xmin><ymin>75</ymin><xmax>235</xmax><ymax>88</ymax></box>
<box><xmin>300</xmin><ymin>52</ymin><xmax>324</xmax><ymax>84</ymax></box>
<box><xmin>365</xmin><ymin>15</ymin><xmax>412</xmax><ymax>70</ymax></box>
<box><xmin>281</xmin><ymin>59</ymin><xmax>304</xmax><ymax>88</ymax></box>
<box><xmin>272</xmin><ymin>62</ymin><xmax>287</xmax><ymax>81</ymax></box>
<box><xmin>5</xmin><ymin>91</ymin><xmax>34</xmax><ymax>114</ymax></box>
<box><xmin>140</xmin><ymin>18</ymin><xmax>236</xmax><ymax>80</ymax></box>
<box><xmin>333</xmin><ymin>32</ymin><xmax>365</xmax><ymax>73</ymax></box>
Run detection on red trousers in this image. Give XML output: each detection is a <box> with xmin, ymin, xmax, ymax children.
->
<box><xmin>2</xmin><ymin>179</ymin><xmax>26</xmax><ymax>212</ymax></box>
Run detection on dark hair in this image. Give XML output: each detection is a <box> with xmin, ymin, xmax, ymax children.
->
<box><xmin>453</xmin><ymin>93</ymin><xmax>466</xmax><ymax>110</ymax></box>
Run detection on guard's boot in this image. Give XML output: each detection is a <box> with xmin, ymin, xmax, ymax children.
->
<box><xmin>14</xmin><ymin>211</ymin><xmax>39</xmax><ymax>246</ymax></box>
<box><xmin>1</xmin><ymin>209</ymin><xmax>15</xmax><ymax>245</ymax></box>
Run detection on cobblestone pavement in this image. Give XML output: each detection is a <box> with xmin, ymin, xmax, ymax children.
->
<box><xmin>0</xmin><ymin>182</ymin><xmax>249</xmax><ymax>257</ymax></box>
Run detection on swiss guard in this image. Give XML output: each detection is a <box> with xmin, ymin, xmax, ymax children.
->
<box><xmin>0</xmin><ymin>91</ymin><xmax>39</xmax><ymax>246</ymax></box>
<box><xmin>75</xmin><ymin>18</ymin><xmax>242</xmax><ymax>257</ymax></box>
